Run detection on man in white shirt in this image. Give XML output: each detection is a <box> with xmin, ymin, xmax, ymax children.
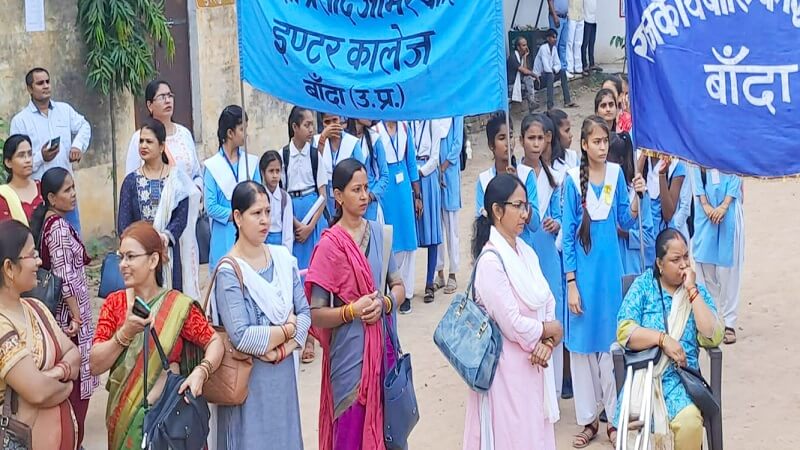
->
<box><xmin>533</xmin><ymin>29</ymin><xmax>578</xmax><ymax>110</ymax></box>
<box><xmin>10</xmin><ymin>67</ymin><xmax>91</xmax><ymax>234</ymax></box>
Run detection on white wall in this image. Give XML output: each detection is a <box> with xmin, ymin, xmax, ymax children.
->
<box><xmin>502</xmin><ymin>0</ymin><xmax>625</xmax><ymax>65</ymax></box>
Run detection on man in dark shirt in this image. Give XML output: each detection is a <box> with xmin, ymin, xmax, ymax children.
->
<box><xmin>506</xmin><ymin>37</ymin><xmax>540</xmax><ymax>113</ymax></box>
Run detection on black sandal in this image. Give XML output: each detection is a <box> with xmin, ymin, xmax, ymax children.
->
<box><xmin>424</xmin><ymin>286</ymin><xmax>435</xmax><ymax>303</ymax></box>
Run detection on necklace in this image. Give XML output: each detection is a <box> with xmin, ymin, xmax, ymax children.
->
<box><xmin>142</xmin><ymin>161</ymin><xmax>167</xmax><ymax>180</ymax></box>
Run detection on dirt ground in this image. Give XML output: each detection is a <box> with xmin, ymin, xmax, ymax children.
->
<box><xmin>82</xmin><ymin>79</ymin><xmax>800</xmax><ymax>449</ymax></box>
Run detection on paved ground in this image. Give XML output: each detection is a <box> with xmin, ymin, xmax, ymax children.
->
<box><xmin>82</xmin><ymin>77</ymin><xmax>800</xmax><ymax>449</ymax></box>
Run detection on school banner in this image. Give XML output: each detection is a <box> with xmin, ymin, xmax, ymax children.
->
<box><xmin>626</xmin><ymin>0</ymin><xmax>800</xmax><ymax>177</ymax></box>
<box><xmin>237</xmin><ymin>0</ymin><xmax>507</xmax><ymax>120</ymax></box>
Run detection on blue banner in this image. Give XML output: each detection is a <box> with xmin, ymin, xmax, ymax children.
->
<box><xmin>626</xmin><ymin>0</ymin><xmax>800</xmax><ymax>177</ymax></box>
<box><xmin>237</xmin><ymin>0</ymin><xmax>506</xmax><ymax>121</ymax></box>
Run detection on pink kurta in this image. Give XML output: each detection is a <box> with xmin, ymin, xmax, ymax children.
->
<box><xmin>462</xmin><ymin>250</ymin><xmax>557</xmax><ymax>450</ymax></box>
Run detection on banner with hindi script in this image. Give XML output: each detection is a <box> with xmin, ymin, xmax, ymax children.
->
<box><xmin>626</xmin><ymin>0</ymin><xmax>800</xmax><ymax>177</ymax></box>
<box><xmin>237</xmin><ymin>0</ymin><xmax>506</xmax><ymax>120</ymax></box>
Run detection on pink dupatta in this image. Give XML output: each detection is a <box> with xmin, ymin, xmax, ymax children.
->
<box><xmin>304</xmin><ymin>225</ymin><xmax>384</xmax><ymax>450</ymax></box>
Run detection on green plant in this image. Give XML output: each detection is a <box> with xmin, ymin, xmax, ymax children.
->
<box><xmin>610</xmin><ymin>35</ymin><xmax>628</xmax><ymax>73</ymax></box>
<box><xmin>76</xmin><ymin>0</ymin><xmax>175</xmax><ymax>224</ymax></box>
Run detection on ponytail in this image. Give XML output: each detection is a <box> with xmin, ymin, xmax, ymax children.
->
<box><xmin>577</xmin><ymin>149</ymin><xmax>592</xmax><ymax>253</ymax></box>
<box><xmin>540</xmin><ymin>156</ymin><xmax>557</xmax><ymax>189</ymax></box>
<box><xmin>471</xmin><ymin>215</ymin><xmax>492</xmax><ymax>260</ymax></box>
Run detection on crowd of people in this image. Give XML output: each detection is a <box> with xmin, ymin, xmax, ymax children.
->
<box><xmin>0</xmin><ymin>39</ymin><xmax>743</xmax><ymax>449</ymax></box>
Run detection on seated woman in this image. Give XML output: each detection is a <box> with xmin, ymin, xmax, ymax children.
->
<box><xmin>0</xmin><ymin>219</ymin><xmax>80</xmax><ymax>449</ymax></box>
<box><xmin>90</xmin><ymin>221</ymin><xmax>224</xmax><ymax>450</ymax></box>
<box><xmin>615</xmin><ymin>228</ymin><xmax>724</xmax><ymax>449</ymax></box>
<box><xmin>30</xmin><ymin>167</ymin><xmax>100</xmax><ymax>447</ymax></box>
<box><xmin>463</xmin><ymin>174</ymin><xmax>562</xmax><ymax>450</ymax></box>
<box><xmin>305</xmin><ymin>158</ymin><xmax>406</xmax><ymax>449</ymax></box>
<box><xmin>211</xmin><ymin>181</ymin><xmax>311</xmax><ymax>449</ymax></box>
<box><xmin>118</xmin><ymin>118</ymin><xmax>201</xmax><ymax>299</ymax></box>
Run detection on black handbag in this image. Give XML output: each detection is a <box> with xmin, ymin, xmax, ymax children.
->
<box><xmin>98</xmin><ymin>252</ymin><xmax>125</xmax><ymax>299</ymax></box>
<box><xmin>196</xmin><ymin>213</ymin><xmax>211</xmax><ymax>265</ymax></box>
<box><xmin>141</xmin><ymin>326</ymin><xmax>210</xmax><ymax>450</ymax></box>
<box><xmin>22</xmin><ymin>268</ymin><xmax>62</xmax><ymax>316</ymax></box>
<box><xmin>382</xmin><ymin>312</ymin><xmax>419</xmax><ymax>449</ymax></box>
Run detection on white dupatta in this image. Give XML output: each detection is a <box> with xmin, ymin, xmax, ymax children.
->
<box><xmin>567</xmin><ymin>163</ymin><xmax>620</xmax><ymax>221</ymax></box>
<box><xmin>153</xmin><ymin>167</ymin><xmax>201</xmax><ymax>300</ymax></box>
<box><xmin>511</xmin><ymin>51</ymin><xmax>524</xmax><ymax>102</ymax></box>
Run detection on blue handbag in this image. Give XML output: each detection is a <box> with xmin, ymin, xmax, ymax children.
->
<box><xmin>98</xmin><ymin>252</ymin><xmax>125</xmax><ymax>298</ymax></box>
<box><xmin>383</xmin><ymin>312</ymin><xmax>419</xmax><ymax>449</ymax></box>
<box><xmin>433</xmin><ymin>250</ymin><xmax>504</xmax><ymax>393</ymax></box>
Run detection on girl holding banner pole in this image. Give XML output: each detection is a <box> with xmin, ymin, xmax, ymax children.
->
<box><xmin>375</xmin><ymin>120</ymin><xmax>421</xmax><ymax>314</ymax></box>
<box><xmin>562</xmin><ymin>116</ymin><xmax>645</xmax><ymax>447</ymax></box>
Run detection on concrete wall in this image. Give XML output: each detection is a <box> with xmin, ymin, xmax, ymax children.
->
<box><xmin>0</xmin><ymin>1</ymin><xmax>136</xmax><ymax>238</ymax></box>
<box><xmin>502</xmin><ymin>0</ymin><xmax>625</xmax><ymax>64</ymax></box>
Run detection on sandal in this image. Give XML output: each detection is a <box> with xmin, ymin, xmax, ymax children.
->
<box><xmin>607</xmin><ymin>425</ymin><xmax>618</xmax><ymax>444</ymax></box>
<box><xmin>301</xmin><ymin>339</ymin><xmax>316</xmax><ymax>364</ymax></box>
<box><xmin>432</xmin><ymin>275</ymin><xmax>445</xmax><ymax>291</ymax></box>
<box><xmin>424</xmin><ymin>286</ymin><xmax>435</xmax><ymax>303</ymax></box>
<box><xmin>444</xmin><ymin>275</ymin><xmax>458</xmax><ymax>294</ymax></box>
<box><xmin>572</xmin><ymin>420</ymin><xmax>599</xmax><ymax>448</ymax></box>
<box><xmin>724</xmin><ymin>327</ymin><xmax>737</xmax><ymax>344</ymax></box>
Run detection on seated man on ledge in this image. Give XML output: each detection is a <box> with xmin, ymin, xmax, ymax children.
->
<box><xmin>534</xmin><ymin>28</ymin><xmax>579</xmax><ymax>110</ymax></box>
<box><xmin>507</xmin><ymin>36</ymin><xmax>540</xmax><ymax>113</ymax></box>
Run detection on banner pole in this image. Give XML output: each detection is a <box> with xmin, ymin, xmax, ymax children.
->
<box><xmin>503</xmin><ymin>2</ymin><xmax>512</xmax><ymax>166</ymax></box>
<box><xmin>240</xmin><ymin>78</ymin><xmax>251</xmax><ymax>181</ymax></box>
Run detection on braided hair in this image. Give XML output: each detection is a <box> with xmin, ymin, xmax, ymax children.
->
<box><xmin>577</xmin><ymin>116</ymin><xmax>611</xmax><ymax>253</ymax></box>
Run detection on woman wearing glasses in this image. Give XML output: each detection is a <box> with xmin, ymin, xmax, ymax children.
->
<box><xmin>118</xmin><ymin>119</ymin><xmax>201</xmax><ymax>300</ymax></box>
<box><xmin>90</xmin><ymin>221</ymin><xmax>224</xmax><ymax>450</ymax></box>
<box><xmin>30</xmin><ymin>167</ymin><xmax>99</xmax><ymax>447</ymax></box>
<box><xmin>124</xmin><ymin>80</ymin><xmax>203</xmax><ymax>191</ymax></box>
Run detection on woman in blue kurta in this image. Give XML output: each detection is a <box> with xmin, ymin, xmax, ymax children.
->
<box><xmin>615</xmin><ymin>228</ymin><xmax>723</xmax><ymax>449</ymax></box>
<box><xmin>434</xmin><ymin>117</ymin><xmax>464</xmax><ymax>294</ymax></box>
<box><xmin>376</xmin><ymin>120</ymin><xmax>421</xmax><ymax>314</ymax></box>
<box><xmin>347</xmin><ymin>119</ymin><xmax>389</xmax><ymax>222</ymax></box>
<box><xmin>690</xmin><ymin>166</ymin><xmax>743</xmax><ymax>344</ymax></box>
<box><xmin>204</xmin><ymin>105</ymin><xmax>261</xmax><ymax>272</ymax></box>
<box><xmin>316</xmin><ymin>113</ymin><xmax>364</xmax><ymax>216</ymax></box>
<box><xmin>562</xmin><ymin>116</ymin><xmax>645</xmax><ymax>447</ymax></box>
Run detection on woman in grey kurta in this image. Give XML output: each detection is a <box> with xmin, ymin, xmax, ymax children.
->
<box><xmin>211</xmin><ymin>180</ymin><xmax>312</xmax><ymax>450</ymax></box>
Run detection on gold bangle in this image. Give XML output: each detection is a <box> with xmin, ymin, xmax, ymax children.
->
<box><xmin>113</xmin><ymin>330</ymin><xmax>132</xmax><ymax>347</ymax></box>
<box><xmin>340</xmin><ymin>305</ymin><xmax>348</xmax><ymax>323</ymax></box>
<box><xmin>658</xmin><ymin>332</ymin><xmax>666</xmax><ymax>348</ymax></box>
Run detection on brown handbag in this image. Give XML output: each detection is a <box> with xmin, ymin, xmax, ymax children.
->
<box><xmin>202</xmin><ymin>257</ymin><xmax>254</xmax><ymax>406</ymax></box>
<box><xmin>0</xmin><ymin>389</ymin><xmax>32</xmax><ymax>450</ymax></box>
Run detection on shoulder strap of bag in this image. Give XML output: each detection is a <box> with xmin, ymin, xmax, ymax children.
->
<box><xmin>380</xmin><ymin>224</ymin><xmax>393</xmax><ymax>294</ymax></box>
<box><xmin>280</xmin><ymin>189</ymin><xmax>289</xmax><ymax>221</ymax></box>
<box><xmin>0</xmin><ymin>312</ymin><xmax>22</xmax><ymax>418</ymax></box>
<box><xmin>465</xmin><ymin>249</ymin><xmax>507</xmax><ymax>302</ymax></box>
<box><xmin>282</xmin><ymin>145</ymin><xmax>291</xmax><ymax>189</ymax></box>
<box><xmin>24</xmin><ymin>298</ymin><xmax>62</xmax><ymax>360</ymax></box>
<box><xmin>202</xmin><ymin>256</ymin><xmax>244</xmax><ymax>319</ymax></box>
<box><xmin>310</xmin><ymin>145</ymin><xmax>320</xmax><ymax>186</ymax></box>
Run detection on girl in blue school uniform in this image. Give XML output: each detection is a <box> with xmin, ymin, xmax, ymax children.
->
<box><xmin>562</xmin><ymin>115</ymin><xmax>646</xmax><ymax>447</ymax></box>
<box><xmin>347</xmin><ymin>118</ymin><xmax>390</xmax><ymax>222</ymax></box>
<box><xmin>690</xmin><ymin>166</ymin><xmax>743</xmax><ymax>345</ymax></box>
<box><xmin>258</xmin><ymin>150</ymin><xmax>294</xmax><ymax>252</ymax></box>
<box><xmin>434</xmin><ymin>117</ymin><xmax>464</xmax><ymax>294</ymax></box>
<box><xmin>411</xmin><ymin>120</ymin><xmax>445</xmax><ymax>303</ymax></box>
<box><xmin>315</xmin><ymin>112</ymin><xmax>364</xmax><ymax>216</ymax></box>
<box><xmin>204</xmin><ymin>105</ymin><xmax>261</xmax><ymax>271</ymax></box>
<box><xmin>475</xmin><ymin>113</ymin><xmax>540</xmax><ymax>228</ymax></box>
<box><xmin>376</xmin><ymin>119</ymin><xmax>421</xmax><ymax>314</ymax></box>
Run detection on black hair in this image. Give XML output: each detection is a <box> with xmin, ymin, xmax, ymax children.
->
<box><xmin>217</xmin><ymin>105</ymin><xmax>247</xmax><ymax>148</ymax></box>
<box><xmin>653</xmin><ymin>227</ymin><xmax>688</xmax><ymax>280</ymax></box>
<box><xmin>288</xmin><ymin>106</ymin><xmax>312</xmax><ymax>140</ymax></box>
<box><xmin>514</xmin><ymin>36</ymin><xmax>527</xmax><ymax>50</ymax></box>
<box><xmin>594</xmin><ymin>88</ymin><xmax>618</xmax><ymax>131</ymax></box>
<box><xmin>30</xmin><ymin>167</ymin><xmax>71</xmax><ymax>248</ymax></box>
<box><xmin>330</xmin><ymin>158</ymin><xmax>367</xmax><ymax>226</ymax></box>
<box><xmin>346</xmin><ymin>119</ymin><xmax>379</xmax><ymax>176</ymax></box>
<box><xmin>0</xmin><ymin>220</ymin><xmax>33</xmax><ymax>288</ymax></box>
<box><xmin>602</xmin><ymin>75</ymin><xmax>623</xmax><ymax>99</ymax></box>
<box><xmin>231</xmin><ymin>180</ymin><xmax>268</xmax><ymax>241</ymax></box>
<box><xmin>520</xmin><ymin>114</ymin><xmax>557</xmax><ymax>189</ymax></box>
<box><xmin>472</xmin><ymin>173</ymin><xmax>526</xmax><ymax>259</ymax></box>
<box><xmin>25</xmin><ymin>68</ymin><xmax>49</xmax><ymax>87</ymax></box>
<box><xmin>577</xmin><ymin>116</ymin><xmax>611</xmax><ymax>253</ymax></box>
<box><xmin>3</xmin><ymin>134</ymin><xmax>32</xmax><ymax>183</ymax></box>
<box><xmin>546</xmin><ymin>28</ymin><xmax>558</xmax><ymax>38</ymax></box>
<box><xmin>486</xmin><ymin>112</ymin><xmax>510</xmax><ymax>150</ymax></box>
<box><xmin>546</xmin><ymin>109</ymin><xmax>569</xmax><ymax>163</ymax></box>
<box><xmin>317</xmin><ymin>112</ymin><xmax>340</xmax><ymax>133</ymax></box>
<box><xmin>258</xmin><ymin>150</ymin><xmax>283</xmax><ymax>176</ymax></box>
<box><xmin>140</xmin><ymin>118</ymin><xmax>170</xmax><ymax>164</ymax></box>
<box><xmin>608</xmin><ymin>131</ymin><xmax>635</xmax><ymax>185</ymax></box>
<box><xmin>144</xmin><ymin>80</ymin><xmax>172</xmax><ymax>116</ymax></box>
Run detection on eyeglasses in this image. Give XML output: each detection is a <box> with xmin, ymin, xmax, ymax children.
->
<box><xmin>116</xmin><ymin>251</ymin><xmax>149</xmax><ymax>263</ymax></box>
<box><xmin>17</xmin><ymin>250</ymin><xmax>40</xmax><ymax>261</ymax></box>
<box><xmin>154</xmin><ymin>93</ymin><xmax>175</xmax><ymax>103</ymax></box>
<box><xmin>504</xmin><ymin>201</ymin><xmax>531</xmax><ymax>213</ymax></box>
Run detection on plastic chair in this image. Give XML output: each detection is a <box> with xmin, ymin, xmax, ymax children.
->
<box><xmin>612</xmin><ymin>274</ymin><xmax>723</xmax><ymax>450</ymax></box>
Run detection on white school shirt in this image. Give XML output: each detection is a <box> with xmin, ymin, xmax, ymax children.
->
<box><xmin>268</xmin><ymin>187</ymin><xmax>294</xmax><ymax>252</ymax></box>
<box><xmin>10</xmin><ymin>100</ymin><xmax>92</xmax><ymax>179</ymax></box>
<box><xmin>411</xmin><ymin>119</ymin><xmax>450</xmax><ymax>177</ymax></box>
<box><xmin>284</xmin><ymin>141</ymin><xmax>326</xmax><ymax>192</ymax></box>
<box><xmin>533</xmin><ymin>43</ymin><xmax>562</xmax><ymax>76</ymax></box>
<box><xmin>584</xmin><ymin>0</ymin><xmax>597</xmax><ymax>23</ymax></box>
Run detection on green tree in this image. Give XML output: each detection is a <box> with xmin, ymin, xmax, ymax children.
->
<box><xmin>77</xmin><ymin>0</ymin><xmax>175</xmax><ymax>223</ymax></box>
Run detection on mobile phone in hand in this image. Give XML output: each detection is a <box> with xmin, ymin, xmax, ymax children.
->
<box><xmin>132</xmin><ymin>297</ymin><xmax>151</xmax><ymax>319</ymax></box>
<box><xmin>48</xmin><ymin>136</ymin><xmax>61</xmax><ymax>150</ymax></box>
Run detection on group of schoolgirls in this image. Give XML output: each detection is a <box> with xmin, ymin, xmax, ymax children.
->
<box><xmin>474</xmin><ymin>77</ymin><xmax>743</xmax><ymax>447</ymax></box>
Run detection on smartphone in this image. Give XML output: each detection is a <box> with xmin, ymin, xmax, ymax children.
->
<box><xmin>132</xmin><ymin>297</ymin><xmax>151</xmax><ymax>319</ymax></box>
<box><xmin>49</xmin><ymin>136</ymin><xmax>61</xmax><ymax>150</ymax></box>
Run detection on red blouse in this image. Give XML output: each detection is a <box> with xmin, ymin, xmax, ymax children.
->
<box><xmin>93</xmin><ymin>291</ymin><xmax>214</xmax><ymax>363</ymax></box>
<box><xmin>0</xmin><ymin>182</ymin><xmax>43</xmax><ymax>222</ymax></box>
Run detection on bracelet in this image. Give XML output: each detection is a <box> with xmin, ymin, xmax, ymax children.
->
<box><xmin>658</xmin><ymin>332</ymin><xmax>666</xmax><ymax>348</ymax></box>
<box><xmin>542</xmin><ymin>338</ymin><xmax>554</xmax><ymax>349</ymax></box>
<box><xmin>349</xmin><ymin>303</ymin><xmax>357</xmax><ymax>320</ymax></box>
<box><xmin>196</xmin><ymin>364</ymin><xmax>210</xmax><ymax>382</ymax></box>
<box><xmin>384</xmin><ymin>296</ymin><xmax>393</xmax><ymax>314</ymax></box>
<box><xmin>113</xmin><ymin>330</ymin><xmax>132</xmax><ymax>347</ymax></box>
<box><xmin>689</xmin><ymin>289</ymin><xmax>699</xmax><ymax>304</ymax></box>
<box><xmin>56</xmin><ymin>361</ymin><xmax>71</xmax><ymax>382</ymax></box>
<box><xmin>340</xmin><ymin>305</ymin><xmax>348</xmax><ymax>323</ymax></box>
<box><xmin>199</xmin><ymin>358</ymin><xmax>214</xmax><ymax>374</ymax></box>
<box><xmin>280</xmin><ymin>324</ymin><xmax>289</xmax><ymax>341</ymax></box>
